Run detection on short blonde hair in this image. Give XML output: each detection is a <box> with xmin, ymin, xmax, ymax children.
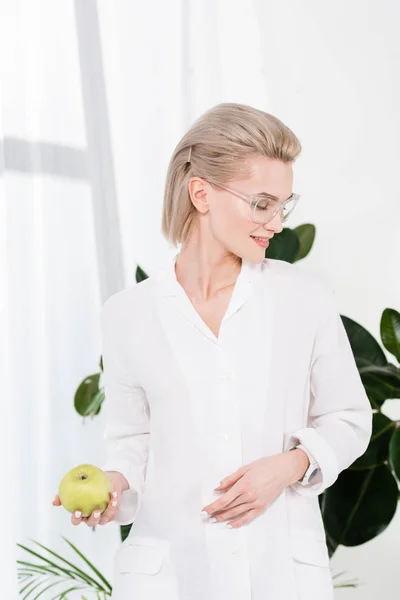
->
<box><xmin>161</xmin><ymin>102</ymin><xmax>302</xmax><ymax>247</ymax></box>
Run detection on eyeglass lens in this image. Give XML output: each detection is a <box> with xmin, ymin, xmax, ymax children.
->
<box><xmin>253</xmin><ymin>196</ymin><xmax>296</xmax><ymax>223</ymax></box>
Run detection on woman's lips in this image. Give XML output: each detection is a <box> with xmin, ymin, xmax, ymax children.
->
<box><xmin>251</xmin><ymin>235</ymin><xmax>270</xmax><ymax>248</ymax></box>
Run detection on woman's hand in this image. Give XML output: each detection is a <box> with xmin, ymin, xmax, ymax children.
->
<box><xmin>201</xmin><ymin>450</ymin><xmax>309</xmax><ymax>529</ymax></box>
<box><xmin>52</xmin><ymin>470</ymin><xmax>128</xmax><ymax>527</ymax></box>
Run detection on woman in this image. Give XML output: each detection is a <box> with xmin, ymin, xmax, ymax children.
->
<box><xmin>54</xmin><ymin>103</ymin><xmax>372</xmax><ymax>599</ymax></box>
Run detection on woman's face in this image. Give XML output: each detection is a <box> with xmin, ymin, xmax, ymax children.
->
<box><xmin>189</xmin><ymin>155</ymin><xmax>294</xmax><ymax>263</ymax></box>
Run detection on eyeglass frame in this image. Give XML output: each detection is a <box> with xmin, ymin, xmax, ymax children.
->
<box><xmin>202</xmin><ymin>178</ymin><xmax>300</xmax><ymax>225</ymax></box>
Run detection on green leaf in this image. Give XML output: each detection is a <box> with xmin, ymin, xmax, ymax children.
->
<box><xmin>293</xmin><ymin>224</ymin><xmax>316</xmax><ymax>261</ymax></box>
<box><xmin>349</xmin><ymin>413</ymin><xmax>395</xmax><ymax>469</ymax></box>
<box><xmin>136</xmin><ymin>265</ymin><xmax>148</xmax><ymax>282</ymax></box>
<box><xmin>85</xmin><ymin>389</ymin><xmax>105</xmax><ymax>417</ymax></box>
<box><xmin>120</xmin><ymin>523</ymin><xmax>132</xmax><ymax>543</ymax></box>
<box><xmin>31</xmin><ymin>539</ymin><xmax>104</xmax><ymax>589</ymax></box>
<box><xmin>17</xmin><ymin>545</ymin><xmax>79</xmax><ymax>582</ymax></box>
<box><xmin>19</xmin><ymin>576</ymin><xmax>41</xmax><ymax>596</ymax></box>
<box><xmin>321</xmin><ymin>464</ymin><xmax>398</xmax><ymax>552</ymax></box>
<box><xmin>74</xmin><ymin>373</ymin><xmax>102</xmax><ymax>416</ymax></box>
<box><xmin>359</xmin><ymin>364</ymin><xmax>400</xmax><ymax>406</ymax></box>
<box><xmin>30</xmin><ymin>579</ymin><xmax>69</xmax><ymax>600</ymax></box>
<box><xmin>99</xmin><ymin>355</ymin><xmax>103</xmax><ymax>372</ymax></box>
<box><xmin>61</xmin><ymin>537</ymin><xmax>112</xmax><ymax>592</ymax></box>
<box><xmin>57</xmin><ymin>585</ymin><xmax>89</xmax><ymax>599</ymax></box>
<box><xmin>19</xmin><ymin>539</ymin><xmax>104</xmax><ymax>590</ymax></box>
<box><xmin>265</xmin><ymin>228</ymin><xmax>300</xmax><ymax>263</ymax></box>
<box><xmin>341</xmin><ymin>316</ymin><xmax>388</xmax><ymax>368</ymax></box>
<box><xmin>17</xmin><ymin>561</ymin><xmax>60</xmax><ymax>576</ymax></box>
<box><xmin>22</xmin><ymin>580</ymin><xmax>47</xmax><ymax>599</ymax></box>
<box><xmin>389</xmin><ymin>426</ymin><xmax>400</xmax><ymax>480</ymax></box>
<box><xmin>381</xmin><ymin>308</ymin><xmax>400</xmax><ymax>363</ymax></box>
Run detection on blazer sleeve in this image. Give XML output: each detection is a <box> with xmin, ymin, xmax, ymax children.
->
<box><xmin>99</xmin><ymin>296</ymin><xmax>150</xmax><ymax>525</ymax></box>
<box><xmin>286</xmin><ymin>285</ymin><xmax>373</xmax><ymax>496</ymax></box>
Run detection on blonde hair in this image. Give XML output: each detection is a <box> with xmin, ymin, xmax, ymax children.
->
<box><xmin>161</xmin><ymin>102</ymin><xmax>302</xmax><ymax>248</ymax></box>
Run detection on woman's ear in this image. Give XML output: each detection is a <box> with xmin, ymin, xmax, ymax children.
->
<box><xmin>188</xmin><ymin>177</ymin><xmax>210</xmax><ymax>214</ymax></box>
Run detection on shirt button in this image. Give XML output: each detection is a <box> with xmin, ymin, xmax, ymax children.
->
<box><xmin>222</xmin><ymin>434</ymin><xmax>229</xmax><ymax>440</ymax></box>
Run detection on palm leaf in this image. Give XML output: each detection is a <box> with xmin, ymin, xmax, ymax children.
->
<box><xmin>18</xmin><ymin>561</ymin><xmax>61</xmax><ymax>577</ymax></box>
<box><xmin>61</xmin><ymin>537</ymin><xmax>112</xmax><ymax>592</ymax></box>
<box><xmin>54</xmin><ymin>584</ymin><xmax>88</xmax><ymax>600</ymax></box>
<box><xmin>19</xmin><ymin>576</ymin><xmax>41</xmax><ymax>596</ymax></box>
<box><xmin>17</xmin><ymin>544</ymin><xmax>80</xmax><ymax>581</ymax></box>
<box><xmin>17</xmin><ymin>538</ymin><xmax>112</xmax><ymax>598</ymax></box>
<box><xmin>29</xmin><ymin>538</ymin><xmax>106</xmax><ymax>590</ymax></box>
<box><xmin>22</xmin><ymin>581</ymin><xmax>45</xmax><ymax>599</ymax></box>
<box><xmin>31</xmin><ymin>580</ymin><xmax>77</xmax><ymax>600</ymax></box>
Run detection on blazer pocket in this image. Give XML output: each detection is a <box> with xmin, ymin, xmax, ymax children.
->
<box><xmin>290</xmin><ymin>532</ymin><xmax>330</xmax><ymax>567</ymax></box>
<box><xmin>116</xmin><ymin>538</ymin><xmax>165</xmax><ymax>575</ymax></box>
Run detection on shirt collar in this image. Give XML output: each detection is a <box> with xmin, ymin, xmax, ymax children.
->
<box><xmin>155</xmin><ymin>254</ymin><xmax>264</xmax><ymax>298</ymax></box>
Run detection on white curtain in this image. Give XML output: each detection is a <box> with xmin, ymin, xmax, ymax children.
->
<box><xmin>1</xmin><ymin>0</ymin><xmax>124</xmax><ymax>594</ymax></box>
<box><xmin>1</xmin><ymin>0</ymin><xmax>399</xmax><ymax>598</ymax></box>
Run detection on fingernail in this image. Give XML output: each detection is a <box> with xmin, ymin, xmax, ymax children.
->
<box><xmin>209</xmin><ymin>517</ymin><xmax>218</xmax><ymax>523</ymax></box>
<box><xmin>93</xmin><ymin>511</ymin><xmax>100</xmax><ymax>519</ymax></box>
<box><xmin>112</xmin><ymin>491</ymin><xmax>117</xmax><ymax>498</ymax></box>
<box><xmin>74</xmin><ymin>511</ymin><xmax>82</xmax><ymax>518</ymax></box>
<box><xmin>112</xmin><ymin>500</ymin><xmax>117</xmax><ymax>507</ymax></box>
<box><xmin>200</xmin><ymin>510</ymin><xmax>209</xmax><ymax>517</ymax></box>
<box><xmin>226</xmin><ymin>523</ymin><xmax>233</xmax><ymax>528</ymax></box>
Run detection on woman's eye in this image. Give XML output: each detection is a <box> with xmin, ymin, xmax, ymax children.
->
<box><xmin>256</xmin><ymin>199</ymin><xmax>270</xmax><ymax>210</ymax></box>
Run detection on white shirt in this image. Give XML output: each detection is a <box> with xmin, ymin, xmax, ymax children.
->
<box><xmin>100</xmin><ymin>255</ymin><xmax>372</xmax><ymax>600</ymax></box>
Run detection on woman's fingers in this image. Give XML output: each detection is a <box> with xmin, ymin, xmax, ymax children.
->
<box><xmin>86</xmin><ymin>490</ymin><xmax>119</xmax><ymax>527</ymax></box>
<box><xmin>71</xmin><ymin>510</ymin><xmax>84</xmax><ymax>526</ymax></box>
<box><xmin>98</xmin><ymin>490</ymin><xmax>119</xmax><ymax>525</ymax></box>
<box><xmin>86</xmin><ymin>509</ymin><xmax>102</xmax><ymax>527</ymax></box>
<box><xmin>54</xmin><ymin>490</ymin><xmax>120</xmax><ymax>526</ymax></box>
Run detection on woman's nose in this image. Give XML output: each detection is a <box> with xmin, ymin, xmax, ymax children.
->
<box><xmin>264</xmin><ymin>211</ymin><xmax>284</xmax><ymax>233</ymax></box>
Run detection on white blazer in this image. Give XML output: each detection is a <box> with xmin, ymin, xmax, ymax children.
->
<box><xmin>100</xmin><ymin>255</ymin><xmax>372</xmax><ymax>600</ymax></box>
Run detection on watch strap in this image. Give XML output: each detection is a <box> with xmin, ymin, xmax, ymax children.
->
<box><xmin>289</xmin><ymin>443</ymin><xmax>320</xmax><ymax>485</ymax></box>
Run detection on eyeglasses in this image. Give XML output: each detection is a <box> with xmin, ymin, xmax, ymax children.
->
<box><xmin>206</xmin><ymin>180</ymin><xmax>300</xmax><ymax>225</ymax></box>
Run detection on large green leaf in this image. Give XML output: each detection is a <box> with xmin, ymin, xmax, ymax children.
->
<box><xmin>136</xmin><ymin>265</ymin><xmax>148</xmax><ymax>282</ymax></box>
<box><xmin>349</xmin><ymin>413</ymin><xmax>395</xmax><ymax>469</ymax></box>
<box><xmin>341</xmin><ymin>316</ymin><xmax>388</xmax><ymax>368</ymax></box>
<box><xmin>359</xmin><ymin>364</ymin><xmax>400</xmax><ymax>407</ymax></box>
<box><xmin>389</xmin><ymin>426</ymin><xmax>400</xmax><ymax>481</ymax></box>
<box><xmin>120</xmin><ymin>524</ymin><xmax>132</xmax><ymax>543</ymax></box>
<box><xmin>74</xmin><ymin>374</ymin><xmax>101</xmax><ymax>417</ymax></box>
<box><xmin>293</xmin><ymin>224</ymin><xmax>316</xmax><ymax>261</ymax></box>
<box><xmin>264</xmin><ymin>228</ymin><xmax>300</xmax><ymax>263</ymax></box>
<box><xmin>321</xmin><ymin>464</ymin><xmax>398</xmax><ymax>554</ymax></box>
<box><xmin>381</xmin><ymin>308</ymin><xmax>400</xmax><ymax>363</ymax></box>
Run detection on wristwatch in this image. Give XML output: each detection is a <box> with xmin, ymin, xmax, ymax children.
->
<box><xmin>289</xmin><ymin>443</ymin><xmax>320</xmax><ymax>485</ymax></box>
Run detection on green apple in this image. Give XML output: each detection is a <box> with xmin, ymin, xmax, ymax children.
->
<box><xmin>58</xmin><ymin>464</ymin><xmax>113</xmax><ymax>518</ymax></box>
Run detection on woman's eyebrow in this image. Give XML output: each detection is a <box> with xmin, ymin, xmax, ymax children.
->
<box><xmin>258</xmin><ymin>192</ymin><xmax>292</xmax><ymax>201</ymax></box>
<box><xmin>258</xmin><ymin>192</ymin><xmax>279</xmax><ymax>200</ymax></box>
